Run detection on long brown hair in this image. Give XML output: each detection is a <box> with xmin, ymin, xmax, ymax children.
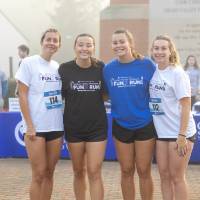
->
<box><xmin>184</xmin><ymin>55</ymin><xmax>199</xmax><ymax>70</ymax></box>
<box><xmin>113</xmin><ymin>29</ymin><xmax>143</xmax><ymax>59</ymax></box>
<box><xmin>74</xmin><ymin>33</ymin><xmax>100</xmax><ymax>67</ymax></box>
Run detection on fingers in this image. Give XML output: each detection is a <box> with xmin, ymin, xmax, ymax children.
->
<box><xmin>25</xmin><ymin>132</ymin><xmax>36</xmax><ymax>141</ymax></box>
<box><xmin>177</xmin><ymin>145</ymin><xmax>188</xmax><ymax>157</ymax></box>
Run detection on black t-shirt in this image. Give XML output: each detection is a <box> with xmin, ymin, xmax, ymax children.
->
<box><xmin>58</xmin><ymin>60</ymin><xmax>107</xmax><ymax>135</ymax></box>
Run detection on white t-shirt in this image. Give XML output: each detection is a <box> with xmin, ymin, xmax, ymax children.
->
<box><xmin>149</xmin><ymin>65</ymin><xmax>196</xmax><ymax>138</ymax></box>
<box><xmin>15</xmin><ymin>55</ymin><xmax>64</xmax><ymax>133</ymax></box>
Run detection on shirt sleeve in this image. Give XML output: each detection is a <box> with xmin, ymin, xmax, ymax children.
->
<box><xmin>15</xmin><ymin>59</ymin><xmax>31</xmax><ymax>87</ymax></box>
<box><xmin>174</xmin><ymin>68</ymin><xmax>191</xmax><ymax>99</ymax></box>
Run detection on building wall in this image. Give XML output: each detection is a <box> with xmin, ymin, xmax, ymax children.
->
<box><xmin>100</xmin><ymin>1</ymin><xmax>149</xmax><ymax>62</ymax></box>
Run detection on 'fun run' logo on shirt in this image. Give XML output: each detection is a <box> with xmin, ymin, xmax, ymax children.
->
<box><xmin>150</xmin><ymin>82</ymin><xmax>166</xmax><ymax>91</ymax></box>
<box><xmin>39</xmin><ymin>73</ymin><xmax>60</xmax><ymax>82</ymax></box>
<box><xmin>70</xmin><ymin>81</ymin><xmax>101</xmax><ymax>92</ymax></box>
<box><xmin>110</xmin><ymin>76</ymin><xmax>143</xmax><ymax>88</ymax></box>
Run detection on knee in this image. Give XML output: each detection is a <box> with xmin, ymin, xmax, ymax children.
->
<box><xmin>137</xmin><ymin>166</ymin><xmax>151</xmax><ymax>179</ymax></box>
<box><xmin>33</xmin><ymin>169</ymin><xmax>46</xmax><ymax>184</ymax></box>
<box><xmin>73</xmin><ymin>167</ymin><xmax>86</xmax><ymax>179</ymax></box>
<box><xmin>159</xmin><ymin>169</ymin><xmax>171</xmax><ymax>182</ymax></box>
<box><xmin>45</xmin><ymin>168</ymin><xmax>55</xmax><ymax>180</ymax></box>
<box><xmin>87</xmin><ymin>165</ymin><xmax>102</xmax><ymax>182</ymax></box>
<box><xmin>170</xmin><ymin>172</ymin><xmax>185</xmax><ymax>185</ymax></box>
<box><xmin>121</xmin><ymin>165</ymin><xmax>134</xmax><ymax>178</ymax></box>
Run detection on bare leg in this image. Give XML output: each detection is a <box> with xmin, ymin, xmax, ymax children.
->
<box><xmin>169</xmin><ymin>141</ymin><xmax>194</xmax><ymax>200</ymax></box>
<box><xmin>24</xmin><ymin>136</ymin><xmax>46</xmax><ymax>200</ymax></box>
<box><xmin>156</xmin><ymin>141</ymin><xmax>174</xmax><ymax>200</ymax></box>
<box><xmin>135</xmin><ymin>138</ymin><xmax>155</xmax><ymax>200</ymax></box>
<box><xmin>114</xmin><ymin>138</ymin><xmax>135</xmax><ymax>200</ymax></box>
<box><xmin>86</xmin><ymin>140</ymin><xmax>107</xmax><ymax>200</ymax></box>
<box><xmin>40</xmin><ymin>137</ymin><xmax>62</xmax><ymax>200</ymax></box>
<box><xmin>68</xmin><ymin>142</ymin><xmax>86</xmax><ymax>200</ymax></box>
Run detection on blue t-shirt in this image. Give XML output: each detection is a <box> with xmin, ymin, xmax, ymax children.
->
<box><xmin>103</xmin><ymin>57</ymin><xmax>156</xmax><ymax>130</ymax></box>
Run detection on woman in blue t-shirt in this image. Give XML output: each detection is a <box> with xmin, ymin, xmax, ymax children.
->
<box><xmin>103</xmin><ymin>29</ymin><xmax>157</xmax><ymax>200</ymax></box>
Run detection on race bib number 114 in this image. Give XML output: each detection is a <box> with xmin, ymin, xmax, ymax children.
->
<box><xmin>44</xmin><ymin>90</ymin><xmax>62</xmax><ymax>110</ymax></box>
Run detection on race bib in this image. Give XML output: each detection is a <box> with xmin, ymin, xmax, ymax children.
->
<box><xmin>149</xmin><ymin>98</ymin><xmax>164</xmax><ymax>115</ymax></box>
<box><xmin>44</xmin><ymin>90</ymin><xmax>62</xmax><ymax>110</ymax></box>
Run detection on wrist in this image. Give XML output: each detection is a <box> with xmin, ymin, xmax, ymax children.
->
<box><xmin>178</xmin><ymin>133</ymin><xmax>186</xmax><ymax>137</ymax></box>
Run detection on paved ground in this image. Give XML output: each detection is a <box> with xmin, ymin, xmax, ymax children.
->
<box><xmin>0</xmin><ymin>158</ymin><xmax>199</xmax><ymax>200</ymax></box>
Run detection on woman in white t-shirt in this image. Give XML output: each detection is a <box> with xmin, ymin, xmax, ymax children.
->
<box><xmin>149</xmin><ymin>35</ymin><xmax>196</xmax><ymax>200</ymax></box>
<box><xmin>15</xmin><ymin>28</ymin><xmax>64</xmax><ymax>200</ymax></box>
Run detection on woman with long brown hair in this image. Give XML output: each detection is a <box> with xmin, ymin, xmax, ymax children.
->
<box><xmin>104</xmin><ymin>29</ymin><xmax>157</xmax><ymax>200</ymax></box>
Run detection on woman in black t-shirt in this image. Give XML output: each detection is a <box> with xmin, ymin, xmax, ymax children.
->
<box><xmin>59</xmin><ymin>33</ymin><xmax>107</xmax><ymax>200</ymax></box>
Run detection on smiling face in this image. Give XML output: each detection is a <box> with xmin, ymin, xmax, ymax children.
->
<box><xmin>41</xmin><ymin>31</ymin><xmax>60</xmax><ymax>57</ymax></box>
<box><xmin>111</xmin><ymin>33</ymin><xmax>132</xmax><ymax>60</ymax></box>
<box><xmin>151</xmin><ymin>39</ymin><xmax>171</xmax><ymax>68</ymax></box>
<box><xmin>74</xmin><ymin>36</ymin><xmax>95</xmax><ymax>61</ymax></box>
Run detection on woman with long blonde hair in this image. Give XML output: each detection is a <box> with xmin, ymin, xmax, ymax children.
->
<box><xmin>150</xmin><ymin>35</ymin><xmax>196</xmax><ymax>200</ymax></box>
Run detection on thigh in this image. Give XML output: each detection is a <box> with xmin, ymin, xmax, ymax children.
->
<box><xmin>86</xmin><ymin>140</ymin><xmax>107</xmax><ymax>170</ymax></box>
<box><xmin>24</xmin><ymin>136</ymin><xmax>47</xmax><ymax>171</ymax></box>
<box><xmin>114</xmin><ymin>138</ymin><xmax>135</xmax><ymax>170</ymax></box>
<box><xmin>46</xmin><ymin>137</ymin><xmax>63</xmax><ymax>170</ymax></box>
<box><xmin>135</xmin><ymin>138</ymin><xmax>155</xmax><ymax>171</ymax></box>
<box><xmin>156</xmin><ymin>141</ymin><xmax>170</xmax><ymax>173</ymax></box>
<box><xmin>68</xmin><ymin>142</ymin><xmax>86</xmax><ymax>170</ymax></box>
<box><xmin>168</xmin><ymin>141</ymin><xmax>194</xmax><ymax>176</ymax></box>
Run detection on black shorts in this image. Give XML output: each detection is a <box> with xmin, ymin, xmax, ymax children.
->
<box><xmin>24</xmin><ymin>131</ymin><xmax>64</xmax><ymax>142</ymax></box>
<box><xmin>157</xmin><ymin>134</ymin><xmax>196</xmax><ymax>143</ymax></box>
<box><xmin>112</xmin><ymin>120</ymin><xmax>157</xmax><ymax>143</ymax></box>
<box><xmin>65</xmin><ymin>129</ymin><xmax>107</xmax><ymax>143</ymax></box>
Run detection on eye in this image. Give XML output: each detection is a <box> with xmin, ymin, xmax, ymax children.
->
<box><xmin>153</xmin><ymin>46</ymin><xmax>159</xmax><ymax>50</ymax></box>
<box><xmin>53</xmin><ymin>38</ymin><xmax>58</xmax><ymax>43</ymax></box>
<box><xmin>78</xmin><ymin>43</ymin><xmax>84</xmax><ymax>47</ymax></box>
<box><xmin>86</xmin><ymin>44</ymin><xmax>93</xmax><ymax>48</ymax></box>
<box><xmin>119</xmin><ymin>40</ymin><xmax>125</xmax><ymax>44</ymax></box>
<box><xmin>112</xmin><ymin>41</ymin><xmax>118</xmax><ymax>45</ymax></box>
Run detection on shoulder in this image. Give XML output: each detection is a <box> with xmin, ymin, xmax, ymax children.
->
<box><xmin>50</xmin><ymin>60</ymin><xmax>59</xmax><ymax>68</ymax></box>
<box><xmin>171</xmin><ymin>65</ymin><xmax>185</xmax><ymax>74</ymax></box>
<box><xmin>140</xmin><ymin>57</ymin><xmax>156</xmax><ymax>69</ymax></box>
<box><xmin>170</xmin><ymin>65</ymin><xmax>189</xmax><ymax>79</ymax></box>
<box><xmin>59</xmin><ymin>60</ymin><xmax>75</xmax><ymax>73</ymax></box>
<box><xmin>106</xmin><ymin>59</ymin><xmax>118</xmax><ymax>66</ymax></box>
<box><xmin>105</xmin><ymin>59</ymin><xmax>118</xmax><ymax>70</ymax></box>
<box><xmin>21</xmin><ymin>55</ymin><xmax>39</xmax><ymax>64</ymax></box>
<box><xmin>95</xmin><ymin>60</ymin><xmax>105</xmax><ymax>69</ymax></box>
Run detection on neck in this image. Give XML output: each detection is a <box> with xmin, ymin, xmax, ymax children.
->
<box><xmin>118</xmin><ymin>54</ymin><xmax>135</xmax><ymax>63</ymax></box>
<box><xmin>40</xmin><ymin>53</ymin><xmax>52</xmax><ymax>62</ymax></box>
<box><xmin>76</xmin><ymin>58</ymin><xmax>91</xmax><ymax>68</ymax></box>
<box><xmin>158</xmin><ymin>62</ymin><xmax>169</xmax><ymax>70</ymax></box>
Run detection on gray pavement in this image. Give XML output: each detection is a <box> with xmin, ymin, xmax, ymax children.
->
<box><xmin>0</xmin><ymin>158</ymin><xmax>199</xmax><ymax>200</ymax></box>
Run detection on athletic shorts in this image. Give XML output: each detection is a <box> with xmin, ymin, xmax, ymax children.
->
<box><xmin>65</xmin><ymin>129</ymin><xmax>107</xmax><ymax>143</ymax></box>
<box><xmin>112</xmin><ymin>120</ymin><xmax>157</xmax><ymax>143</ymax></box>
<box><xmin>24</xmin><ymin>131</ymin><xmax>64</xmax><ymax>142</ymax></box>
<box><xmin>157</xmin><ymin>134</ymin><xmax>196</xmax><ymax>143</ymax></box>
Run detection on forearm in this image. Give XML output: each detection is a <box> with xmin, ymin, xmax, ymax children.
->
<box><xmin>179</xmin><ymin>97</ymin><xmax>191</xmax><ymax>136</ymax></box>
<box><xmin>18</xmin><ymin>85</ymin><xmax>34</xmax><ymax>129</ymax></box>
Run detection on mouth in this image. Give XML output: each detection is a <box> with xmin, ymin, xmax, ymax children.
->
<box><xmin>115</xmin><ymin>48</ymin><xmax>125</xmax><ymax>53</ymax></box>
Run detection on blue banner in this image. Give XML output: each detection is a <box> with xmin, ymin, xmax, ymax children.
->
<box><xmin>0</xmin><ymin>112</ymin><xmax>199</xmax><ymax>163</ymax></box>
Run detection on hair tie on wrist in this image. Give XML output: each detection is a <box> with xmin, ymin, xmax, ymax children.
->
<box><xmin>179</xmin><ymin>133</ymin><xmax>186</xmax><ymax>137</ymax></box>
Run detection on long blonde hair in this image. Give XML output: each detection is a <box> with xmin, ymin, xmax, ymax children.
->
<box><xmin>151</xmin><ymin>35</ymin><xmax>180</xmax><ymax>66</ymax></box>
<box><xmin>113</xmin><ymin>29</ymin><xmax>143</xmax><ymax>59</ymax></box>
